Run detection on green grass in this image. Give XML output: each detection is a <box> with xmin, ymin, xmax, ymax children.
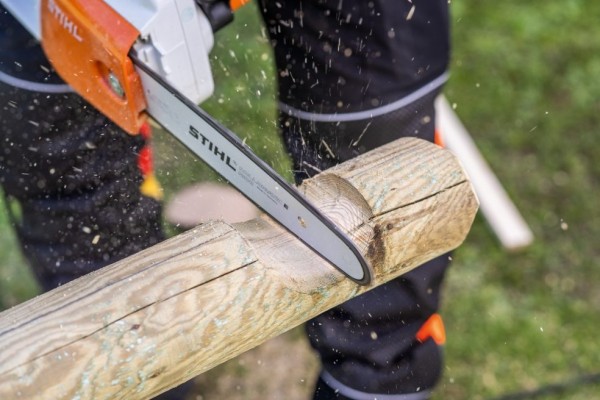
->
<box><xmin>0</xmin><ymin>195</ymin><xmax>40</xmax><ymax>308</ymax></box>
<box><xmin>1</xmin><ymin>1</ymin><xmax>599</xmax><ymax>399</ymax></box>
<box><xmin>438</xmin><ymin>0</ymin><xmax>600</xmax><ymax>398</ymax></box>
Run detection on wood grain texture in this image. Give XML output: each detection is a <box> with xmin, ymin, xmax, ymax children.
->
<box><xmin>0</xmin><ymin>138</ymin><xmax>478</xmax><ymax>399</ymax></box>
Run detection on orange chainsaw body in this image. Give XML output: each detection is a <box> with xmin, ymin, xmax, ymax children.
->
<box><xmin>40</xmin><ymin>0</ymin><xmax>146</xmax><ymax>134</ymax></box>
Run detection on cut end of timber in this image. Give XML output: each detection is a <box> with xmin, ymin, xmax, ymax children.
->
<box><xmin>301</xmin><ymin>137</ymin><xmax>479</xmax><ymax>287</ymax></box>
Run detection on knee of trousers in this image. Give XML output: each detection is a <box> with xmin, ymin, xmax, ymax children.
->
<box><xmin>278</xmin><ymin>87</ymin><xmax>441</xmax><ymax>184</ymax></box>
<box><xmin>314</xmin><ymin>339</ymin><xmax>442</xmax><ymax>399</ymax></box>
<box><xmin>306</xmin><ymin>254</ymin><xmax>451</xmax><ymax>396</ymax></box>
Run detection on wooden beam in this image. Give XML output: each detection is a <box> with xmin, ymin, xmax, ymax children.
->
<box><xmin>0</xmin><ymin>138</ymin><xmax>478</xmax><ymax>399</ymax></box>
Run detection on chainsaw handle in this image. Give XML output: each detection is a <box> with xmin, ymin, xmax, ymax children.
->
<box><xmin>195</xmin><ymin>0</ymin><xmax>251</xmax><ymax>31</ymax></box>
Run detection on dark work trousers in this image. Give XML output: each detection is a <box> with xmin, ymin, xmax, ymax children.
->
<box><xmin>0</xmin><ymin>7</ymin><xmax>191</xmax><ymax>400</ymax></box>
<box><xmin>2</xmin><ymin>1</ymin><xmax>452</xmax><ymax>399</ymax></box>
<box><xmin>259</xmin><ymin>0</ymin><xmax>452</xmax><ymax>398</ymax></box>
<box><xmin>0</xmin><ymin>6</ymin><xmax>164</xmax><ymax>291</ymax></box>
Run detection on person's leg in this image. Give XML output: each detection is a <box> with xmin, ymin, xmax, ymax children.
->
<box><xmin>0</xmin><ymin>7</ymin><xmax>190</xmax><ymax>398</ymax></box>
<box><xmin>0</xmin><ymin>81</ymin><xmax>164</xmax><ymax>289</ymax></box>
<box><xmin>258</xmin><ymin>0</ymin><xmax>451</xmax><ymax>397</ymax></box>
<box><xmin>309</xmin><ymin>257</ymin><xmax>450</xmax><ymax>399</ymax></box>
<box><xmin>1</xmin><ymin>3</ymin><xmax>164</xmax><ymax>290</ymax></box>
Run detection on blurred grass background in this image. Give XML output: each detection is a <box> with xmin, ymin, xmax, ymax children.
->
<box><xmin>1</xmin><ymin>0</ymin><xmax>599</xmax><ymax>399</ymax></box>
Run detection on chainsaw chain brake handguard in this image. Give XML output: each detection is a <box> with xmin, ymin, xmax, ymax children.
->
<box><xmin>41</xmin><ymin>0</ymin><xmax>225</xmax><ymax>135</ymax></box>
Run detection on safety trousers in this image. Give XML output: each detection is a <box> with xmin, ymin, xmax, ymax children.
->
<box><xmin>259</xmin><ymin>0</ymin><xmax>452</xmax><ymax>397</ymax></box>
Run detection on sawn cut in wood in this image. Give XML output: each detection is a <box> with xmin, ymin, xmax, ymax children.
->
<box><xmin>0</xmin><ymin>137</ymin><xmax>478</xmax><ymax>399</ymax></box>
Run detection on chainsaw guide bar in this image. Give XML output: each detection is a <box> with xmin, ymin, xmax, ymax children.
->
<box><xmin>132</xmin><ymin>56</ymin><xmax>372</xmax><ymax>285</ymax></box>
<box><xmin>0</xmin><ymin>0</ymin><xmax>372</xmax><ymax>285</ymax></box>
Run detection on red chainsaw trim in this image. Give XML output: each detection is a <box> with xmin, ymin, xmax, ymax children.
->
<box><xmin>137</xmin><ymin>122</ymin><xmax>154</xmax><ymax>177</ymax></box>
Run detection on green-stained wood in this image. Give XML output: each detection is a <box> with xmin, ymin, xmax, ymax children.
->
<box><xmin>0</xmin><ymin>138</ymin><xmax>478</xmax><ymax>399</ymax></box>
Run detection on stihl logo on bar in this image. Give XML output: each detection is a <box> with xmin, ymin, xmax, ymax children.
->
<box><xmin>189</xmin><ymin>125</ymin><xmax>237</xmax><ymax>171</ymax></box>
<box><xmin>47</xmin><ymin>0</ymin><xmax>83</xmax><ymax>42</ymax></box>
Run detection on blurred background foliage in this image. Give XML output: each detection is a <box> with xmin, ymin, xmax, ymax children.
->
<box><xmin>441</xmin><ymin>0</ymin><xmax>600</xmax><ymax>398</ymax></box>
<box><xmin>1</xmin><ymin>0</ymin><xmax>598</xmax><ymax>399</ymax></box>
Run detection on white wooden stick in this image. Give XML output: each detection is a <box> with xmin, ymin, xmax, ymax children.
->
<box><xmin>435</xmin><ymin>95</ymin><xmax>533</xmax><ymax>251</ymax></box>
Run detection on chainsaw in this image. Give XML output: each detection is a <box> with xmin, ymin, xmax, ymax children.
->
<box><xmin>1</xmin><ymin>0</ymin><xmax>371</xmax><ymax>284</ymax></box>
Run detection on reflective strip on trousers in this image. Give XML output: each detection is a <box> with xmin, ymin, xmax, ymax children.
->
<box><xmin>0</xmin><ymin>70</ymin><xmax>73</xmax><ymax>93</ymax></box>
<box><xmin>321</xmin><ymin>370</ymin><xmax>433</xmax><ymax>400</ymax></box>
<box><xmin>279</xmin><ymin>72</ymin><xmax>448</xmax><ymax>123</ymax></box>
